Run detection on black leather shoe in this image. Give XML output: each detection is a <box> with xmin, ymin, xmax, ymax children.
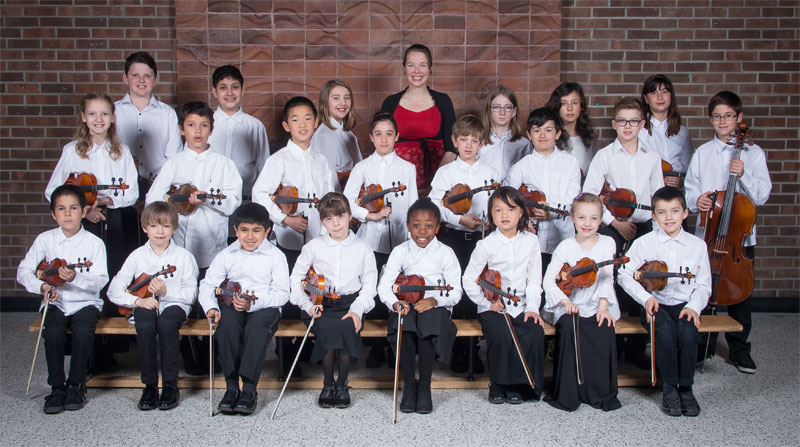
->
<box><xmin>138</xmin><ymin>385</ymin><xmax>158</xmax><ymax>411</ymax></box>
<box><xmin>661</xmin><ymin>391</ymin><xmax>682</xmax><ymax>417</ymax></box>
<box><xmin>679</xmin><ymin>390</ymin><xmax>701</xmax><ymax>417</ymax></box>
<box><xmin>504</xmin><ymin>387</ymin><xmax>523</xmax><ymax>405</ymax></box>
<box><xmin>218</xmin><ymin>389</ymin><xmax>239</xmax><ymax>414</ymax></box>
<box><xmin>234</xmin><ymin>390</ymin><xmax>257</xmax><ymax>415</ymax></box>
<box><xmin>365</xmin><ymin>346</ymin><xmax>385</xmax><ymax>368</ymax></box>
<box><xmin>415</xmin><ymin>381</ymin><xmax>432</xmax><ymax>414</ymax></box>
<box><xmin>334</xmin><ymin>381</ymin><xmax>351</xmax><ymax>408</ymax></box>
<box><xmin>158</xmin><ymin>385</ymin><xmax>180</xmax><ymax>411</ymax></box>
<box><xmin>731</xmin><ymin>353</ymin><xmax>756</xmax><ymax>374</ymax></box>
<box><xmin>43</xmin><ymin>388</ymin><xmax>66</xmax><ymax>414</ymax></box>
<box><xmin>318</xmin><ymin>385</ymin><xmax>335</xmax><ymax>408</ymax></box>
<box><xmin>488</xmin><ymin>383</ymin><xmax>505</xmax><ymax>404</ymax></box>
<box><xmin>64</xmin><ymin>383</ymin><xmax>86</xmax><ymax>411</ymax></box>
<box><xmin>399</xmin><ymin>381</ymin><xmax>417</xmax><ymax>413</ymax></box>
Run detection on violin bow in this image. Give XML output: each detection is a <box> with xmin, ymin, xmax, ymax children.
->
<box><xmin>271</xmin><ymin>314</ymin><xmax>316</xmax><ymax>420</ymax></box>
<box><xmin>573</xmin><ymin>313</ymin><xmax>584</xmax><ymax>386</ymax></box>
<box><xmin>650</xmin><ymin>314</ymin><xmax>657</xmax><ymax>387</ymax></box>
<box><xmin>392</xmin><ymin>313</ymin><xmax>404</xmax><ymax>424</ymax></box>
<box><xmin>501</xmin><ymin>309</ymin><xmax>535</xmax><ymax>389</ymax></box>
<box><xmin>386</xmin><ymin>199</ymin><xmax>394</xmax><ymax>248</ymax></box>
<box><xmin>209</xmin><ymin>315</ymin><xmax>215</xmax><ymax>417</ymax></box>
<box><xmin>27</xmin><ymin>289</ymin><xmax>51</xmax><ymax>394</ymax></box>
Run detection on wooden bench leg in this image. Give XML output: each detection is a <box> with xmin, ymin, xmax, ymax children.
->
<box><xmin>277</xmin><ymin>337</ymin><xmax>285</xmax><ymax>382</ymax></box>
<box><xmin>467</xmin><ymin>336</ymin><xmax>475</xmax><ymax>381</ymax></box>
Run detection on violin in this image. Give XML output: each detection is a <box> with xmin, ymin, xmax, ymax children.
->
<box><xmin>634</xmin><ymin>260</ymin><xmax>695</xmax><ymax>292</ymax></box>
<box><xmin>36</xmin><ymin>258</ymin><xmax>93</xmax><ymax>287</ymax></box>
<box><xmin>270</xmin><ymin>184</ymin><xmax>319</xmax><ymax>216</ymax></box>
<box><xmin>65</xmin><ymin>172</ymin><xmax>129</xmax><ymax>206</ymax></box>
<box><xmin>392</xmin><ymin>274</ymin><xmax>452</xmax><ymax>305</ymax></box>
<box><xmin>356</xmin><ymin>182</ymin><xmax>407</xmax><ymax>213</ymax></box>
<box><xmin>475</xmin><ymin>266</ymin><xmax>521</xmax><ymax>307</ymax></box>
<box><xmin>300</xmin><ymin>267</ymin><xmax>340</xmax><ymax>306</ymax></box>
<box><xmin>118</xmin><ymin>265</ymin><xmax>176</xmax><ymax>317</ymax></box>
<box><xmin>336</xmin><ymin>170</ymin><xmax>351</xmax><ymax>191</ymax></box>
<box><xmin>700</xmin><ymin>121</ymin><xmax>756</xmax><ymax>306</ymax></box>
<box><xmin>661</xmin><ymin>160</ymin><xmax>686</xmax><ymax>179</ymax></box>
<box><xmin>517</xmin><ymin>186</ymin><xmax>569</xmax><ymax>220</ymax></box>
<box><xmin>599</xmin><ymin>182</ymin><xmax>652</xmax><ymax>219</ymax></box>
<box><xmin>165</xmin><ymin>183</ymin><xmax>226</xmax><ymax>215</ymax></box>
<box><xmin>215</xmin><ymin>279</ymin><xmax>258</xmax><ymax>306</ymax></box>
<box><xmin>441</xmin><ymin>180</ymin><xmax>500</xmax><ymax>215</ymax></box>
<box><xmin>556</xmin><ymin>256</ymin><xmax>629</xmax><ymax>296</ymax></box>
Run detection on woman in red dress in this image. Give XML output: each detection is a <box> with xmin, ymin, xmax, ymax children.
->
<box><xmin>381</xmin><ymin>44</ymin><xmax>457</xmax><ymax>193</ymax></box>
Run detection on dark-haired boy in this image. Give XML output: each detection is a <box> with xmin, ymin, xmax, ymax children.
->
<box><xmin>17</xmin><ymin>185</ymin><xmax>109</xmax><ymax>414</ymax></box>
<box><xmin>198</xmin><ymin>202</ymin><xmax>290</xmax><ymax>415</ymax></box>
<box><xmin>618</xmin><ymin>186</ymin><xmax>711</xmax><ymax>417</ymax></box>
<box><xmin>208</xmin><ymin>65</ymin><xmax>270</xmax><ymax>199</ymax></box>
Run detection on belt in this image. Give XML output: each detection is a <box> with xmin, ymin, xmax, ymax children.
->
<box><xmin>446</xmin><ymin>228</ymin><xmax>482</xmax><ymax>241</ymax></box>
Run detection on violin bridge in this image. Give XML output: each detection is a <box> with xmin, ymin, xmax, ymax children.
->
<box><xmin>712</xmin><ymin>249</ymin><xmax>729</xmax><ymax>255</ymax></box>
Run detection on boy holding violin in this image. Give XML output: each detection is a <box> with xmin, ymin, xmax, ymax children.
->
<box><xmin>17</xmin><ymin>185</ymin><xmax>109</xmax><ymax>414</ymax></box>
<box><xmin>107</xmin><ymin>201</ymin><xmax>199</xmax><ymax>411</ymax></box>
<box><xmin>198</xmin><ymin>202</ymin><xmax>290</xmax><ymax>415</ymax></box>
<box><xmin>618</xmin><ymin>186</ymin><xmax>712</xmax><ymax>417</ymax></box>
<box><xmin>684</xmin><ymin>91</ymin><xmax>772</xmax><ymax>374</ymax></box>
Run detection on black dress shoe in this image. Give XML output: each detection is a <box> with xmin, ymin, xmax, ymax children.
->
<box><xmin>504</xmin><ymin>387</ymin><xmax>523</xmax><ymax>405</ymax></box>
<box><xmin>218</xmin><ymin>389</ymin><xmax>239</xmax><ymax>414</ymax></box>
<box><xmin>334</xmin><ymin>380</ymin><xmax>351</xmax><ymax>408</ymax></box>
<box><xmin>64</xmin><ymin>383</ymin><xmax>86</xmax><ymax>411</ymax></box>
<box><xmin>488</xmin><ymin>383</ymin><xmax>505</xmax><ymax>404</ymax></box>
<box><xmin>234</xmin><ymin>390</ymin><xmax>258</xmax><ymax>415</ymax></box>
<box><xmin>138</xmin><ymin>385</ymin><xmax>158</xmax><ymax>411</ymax></box>
<box><xmin>158</xmin><ymin>385</ymin><xmax>180</xmax><ymax>411</ymax></box>
<box><xmin>43</xmin><ymin>388</ymin><xmax>66</xmax><ymax>414</ymax></box>
<box><xmin>731</xmin><ymin>353</ymin><xmax>757</xmax><ymax>374</ymax></box>
<box><xmin>679</xmin><ymin>390</ymin><xmax>701</xmax><ymax>417</ymax></box>
<box><xmin>365</xmin><ymin>346</ymin><xmax>385</xmax><ymax>368</ymax></box>
<box><xmin>399</xmin><ymin>381</ymin><xmax>417</xmax><ymax>413</ymax></box>
<box><xmin>318</xmin><ymin>385</ymin><xmax>335</xmax><ymax>408</ymax></box>
<box><xmin>415</xmin><ymin>381</ymin><xmax>432</xmax><ymax>414</ymax></box>
<box><xmin>661</xmin><ymin>391</ymin><xmax>682</xmax><ymax>417</ymax></box>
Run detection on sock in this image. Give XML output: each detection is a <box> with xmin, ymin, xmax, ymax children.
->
<box><xmin>678</xmin><ymin>385</ymin><xmax>693</xmax><ymax>393</ymax></box>
<box><xmin>242</xmin><ymin>377</ymin><xmax>257</xmax><ymax>394</ymax></box>
<box><xmin>225</xmin><ymin>378</ymin><xmax>239</xmax><ymax>392</ymax></box>
<box><xmin>663</xmin><ymin>383</ymin><xmax>677</xmax><ymax>394</ymax></box>
<box><xmin>322</xmin><ymin>350</ymin><xmax>336</xmax><ymax>387</ymax></box>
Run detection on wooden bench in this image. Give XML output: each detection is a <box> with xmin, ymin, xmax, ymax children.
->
<box><xmin>28</xmin><ymin>315</ymin><xmax>742</xmax><ymax>389</ymax></box>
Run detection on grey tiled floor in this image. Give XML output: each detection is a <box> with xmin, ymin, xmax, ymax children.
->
<box><xmin>1</xmin><ymin>312</ymin><xmax>798</xmax><ymax>446</ymax></box>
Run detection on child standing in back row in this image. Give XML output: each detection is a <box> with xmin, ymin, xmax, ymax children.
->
<box><xmin>477</xmin><ymin>85</ymin><xmax>532</xmax><ymax>182</ymax></box>
<box><xmin>310</xmin><ymin>79</ymin><xmax>362</xmax><ymax>190</ymax></box>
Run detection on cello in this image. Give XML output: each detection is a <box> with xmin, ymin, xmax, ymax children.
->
<box><xmin>65</xmin><ymin>172</ymin><xmax>129</xmax><ymax>206</ymax></box>
<box><xmin>165</xmin><ymin>183</ymin><xmax>227</xmax><ymax>215</ymax></box>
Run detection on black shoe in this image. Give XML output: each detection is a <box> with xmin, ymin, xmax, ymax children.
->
<box><xmin>450</xmin><ymin>352</ymin><xmax>468</xmax><ymax>373</ymax></box>
<box><xmin>138</xmin><ymin>385</ymin><xmax>158</xmax><ymax>411</ymax></box>
<box><xmin>731</xmin><ymin>353</ymin><xmax>756</xmax><ymax>374</ymax></box>
<box><xmin>218</xmin><ymin>389</ymin><xmax>239</xmax><ymax>414</ymax></box>
<box><xmin>334</xmin><ymin>380</ymin><xmax>351</xmax><ymax>408</ymax></box>
<box><xmin>415</xmin><ymin>381</ymin><xmax>432</xmax><ymax>414</ymax></box>
<box><xmin>504</xmin><ymin>387</ymin><xmax>523</xmax><ymax>405</ymax></box>
<box><xmin>399</xmin><ymin>381</ymin><xmax>417</xmax><ymax>413</ymax></box>
<box><xmin>661</xmin><ymin>391</ymin><xmax>682</xmax><ymax>417</ymax></box>
<box><xmin>365</xmin><ymin>346</ymin><xmax>385</xmax><ymax>368</ymax></box>
<box><xmin>158</xmin><ymin>385</ymin><xmax>180</xmax><ymax>411</ymax></box>
<box><xmin>234</xmin><ymin>390</ymin><xmax>257</xmax><ymax>415</ymax></box>
<box><xmin>488</xmin><ymin>383</ymin><xmax>505</xmax><ymax>404</ymax></box>
<box><xmin>679</xmin><ymin>390</ymin><xmax>701</xmax><ymax>417</ymax></box>
<box><xmin>472</xmin><ymin>356</ymin><xmax>485</xmax><ymax>375</ymax></box>
<box><xmin>64</xmin><ymin>383</ymin><xmax>86</xmax><ymax>411</ymax></box>
<box><xmin>318</xmin><ymin>385</ymin><xmax>335</xmax><ymax>408</ymax></box>
<box><xmin>43</xmin><ymin>388</ymin><xmax>66</xmax><ymax>414</ymax></box>
<box><xmin>184</xmin><ymin>364</ymin><xmax>209</xmax><ymax>376</ymax></box>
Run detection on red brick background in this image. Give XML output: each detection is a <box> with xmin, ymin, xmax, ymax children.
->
<box><xmin>1</xmin><ymin>0</ymin><xmax>798</xmax><ymax>300</ymax></box>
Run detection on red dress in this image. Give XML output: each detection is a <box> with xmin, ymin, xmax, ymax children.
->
<box><xmin>393</xmin><ymin>105</ymin><xmax>445</xmax><ymax>191</ymax></box>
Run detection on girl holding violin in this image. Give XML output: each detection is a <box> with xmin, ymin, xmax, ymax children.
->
<box><xmin>17</xmin><ymin>185</ymin><xmax>109</xmax><ymax>414</ymax></box>
<box><xmin>107</xmin><ymin>201</ymin><xmax>199</xmax><ymax>411</ymax></box>
<box><xmin>310</xmin><ymin>79</ymin><xmax>363</xmax><ymax>190</ymax></box>
<box><xmin>542</xmin><ymin>193</ymin><xmax>621</xmax><ymax>412</ymax></box>
<box><xmin>377</xmin><ymin>198</ymin><xmax>461</xmax><ymax>414</ymax></box>
<box><xmin>462</xmin><ymin>187</ymin><xmax>545</xmax><ymax>404</ymax></box>
<box><xmin>684</xmin><ymin>91</ymin><xmax>772</xmax><ymax>374</ymax></box>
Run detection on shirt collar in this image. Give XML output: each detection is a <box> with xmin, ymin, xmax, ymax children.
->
<box><xmin>531</xmin><ymin>149</ymin><xmax>556</xmax><ymax>160</ymax></box>
<box><xmin>650</xmin><ymin>116</ymin><xmax>667</xmax><ymax>131</ymax></box>
<box><xmin>119</xmin><ymin>93</ymin><xmax>161</xmax><ymax>110</ymax></box>
<box><xmin>328</xmin><ymin>117</ymin><xmax>343</xmax><ymax>130</ymax></box>
<box><xmin>55</xmin><ymin>226</ymin><xmax>86</xmax><ymax>244</ymax></box>
<box><xmin>494</xmin><ymin>230</ymin><xmax>518</xmax><ymax>244</ymax></box>
<box><xmin>144</xmin><ymin>239</ymin><xmax>176</xmax><ymax>256</ymax></box>
<box><xmin>287</xmin><ymin>139</ymin><xmax>311</xmax><ymax>159</ymax></box>
<box><xmin>656</xmin><ymin>225</ymin><xmax>688</xmax><ymax>245</ymax></box>
<box><xmin>323</xmin><ymin>231</ymin><xmax>356</xmax><ymax>247</ymax></box>
<box><xmin>613</xmin><ymin>138</ymin><xmax>649</xmax><ymax>155</ymax></box>
<box><xmin>368</xmin><ymin>151</ymin><xmax>397</xmax><ymax>165</ymax></box>
<box><xmin>490</xmin><ymin>129</ymin><xmax>512</xmax><ymax>144</ymax></box>
<box><xmin>410</xmin><ymin>237</ymin><xmax>441</xmax><ymax>255</ymax></box>
<box><xmin>230</xmin><ymin>239</ymin><xmax>273</xmax><ymax>255</ymax></box>
<box><xmin>214</xmin><ymin>106</ymin><xmax>244</xmax><ymax>124</ymax></box>
<box><xmin>182</xmin><ymin>144</ymin><xmax>210</xmax><ymax>158</ymax></box>
<box><xmin>454</xmin><ymin>156</ymin><xmax>480</xmax><ymax>170</ymax></box>
<box><xmin>713</xmin><ymin>135</ymin><xmax>734</xmax><ymax>154</ymax></box>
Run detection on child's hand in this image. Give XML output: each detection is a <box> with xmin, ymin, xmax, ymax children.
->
<box><xmin>729</xmin><ymin>159</ymin><xmax>744</xmax><ymax>178</ymax></box>
<box><xmin>697</xmin><ymin>192</ymin><xmax>714</xmax><ymax>212</ymax></box>
<box><xmin>489</xmin><ymin>300</ymin><xmax>505</xmax><ymax>313</ymax></box>
<box><xmin>596</xmin><ymin>310</ymin><xmax>615</xmax><ymax>327</ymax></box>
<box><xmin>414</xmin><ymin>297</ymin><xmax>438</xmax><ymax>314</ymax></box>
<box><xmin>532</xmin><ymin>207</ymin><xmax>549</xmax><ymax>221</ymax></box>
<box><xmin>40</xmin><ymin>283</ymin><xmax>58</xmax><ymax>302</ymax></box>
<box><xmin>189</xmin><ymin>190</ymin><xmax>206</xmax><ymax>205</ymax></box>
<box><xmin>664</xmin><ymin>175</ymin><xmax>683</xmax><ymax>188</ymax></box>
<box><xmin>342</xmin><ymin>312</ymin><xmax>362</xmax><ymax>333</ymax></box>
<box><xmin>611</xmin><ymin>219</ymin><xmax>637</xmax><ymax>241</ymax></box>
<box><xmin>366</xmin><ymin>207</ymin><xmax>392</xmax><ymax>222</ymax></box>
<box><xmin>86</xmin><ymin>202</ymin><xmax>106</xmax><ymax>224</ymax></box>
<box><xmin>526</xmin><ymin>221</ymin><xmax>537</xmax><ymax>234</ymax></box>
<box><xmin>96</xmin><ymin>196</ymin><xmax>114</xmax><ymax>207</ymax></box>
<box><xmin>148</xmin><ymin>277</ymin><xmax>167</xmax><ymax>297</ymax></box>
<box><xmin>135</xmin><ymin>296</ymin><xmax>159</xmax><ymax>310</ymax></box>
<box><xmin>560</xmin><ymin>298</ymin><xmax>579</xmax><ymax>315</ymax></box>
<box><xmin>309</xmin><ymin>304</ymin><xmax>323</xmax><ymax>319</ymax></box>
<box><xmin>59</xmin><ymin>266</ymin><xmax>76</xmax><ymax>283</ymax></box>
<box><xmin>679</xmin><ymin>307</ymin><xmax>701</xmax><ymax>328</ymax></box>
<box><xmin>393</xmin><ymin>301</ymin><xmax>410</xmax><ymax>316</ymax></box>
<box><xmin>645</xmin><ymin>297</ymin><xmax>659</xmax><ymax>322</ymax></box>
<box><xmin>284</xmin><ymin>215</ymin><xmax>308</xmax><ymax>234</ymax></box>
<box><xmin>459</xmin><ymin>215</ymin><xmax>483</xmax><ymax>231</ymax></box>
<box><xmin>524</xmin><ymin>311</ymin><xmax>543</xmax><ymax>326</ymax></box>
<box><xmin>232</xmin><ymin>295</ymin><xmax>252</xmax><ymax>312</ymax></box>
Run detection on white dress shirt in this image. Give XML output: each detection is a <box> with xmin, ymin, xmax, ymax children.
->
<box><xmin>17</xmin><ymin>227</ymin><xmax>109</xmax><ymax>316</ymax></box>
<box><xmin>377</xmin><ymin>238</ymin><xmax>462</xmax><ymax>312</ymax></box>
<box><xmin>618</xmin><ymin>227</ymin><xmax>712</xmax><ymax>316</ymax></box>
<box><xmin>107</xmin><ymin>240</ymin><xmax>199</xmax><ymax>315</ymax></box>
<box><xmin>429</xmin><ymin>158</ymin><xmax>499</xmax><ymax>231</ymax></box>
<box><xmin>342</xmin><ymin>151</ymin><xmax>419</xmax><ymax>254</ymax></box>
<box><xmin>462</xmin><ymin>230</ymin><xmax>542</xmax><ymax>318</ymax></box>
<box><xmin>145</xmin><ymin>146</ymin><xmax>243</xmax><ymax>268</ymax></box>
<box><xmin>477</xmin><ymin>130</ymin><xmax>532</xmax><ymax>182</ymax></box>
<box><xmin>568</xmin><ymin>135</ymin><xmax>594</xmax><ymax>179</ymax></box>
<box><xmin>207</xmin><ymin>107</ymin><xmax>270</xmax><ymax>198</ymax></box>
<box><xmin>45</xmin><ymin>140</ymin><xmax>139</xmax><ymax>208</ymax></box>
<box><xmin>542</xmin><ymin>235</ymin><xmax>619</xmax><ymax>324</ymax></box>
<box><xmin>310</xmin><ymin>117</ymin><xmax>362</xmax><ymax>175</ymax></box>
<box><xmin>638</xmin><ymin>119</ymin><xmax>693</xmax><ymax>173</ymax></box>
<box><xmin>115</xmin><ymin>94</ymin><xmax>183</xmax><ymax>179</ymax></box>
<box><xmin>198</xmin><ymin>239</ymin><xmax>290</xmax><ymax>314</ymax></box>
<box><xmin>583</xmin><ymin>139</ymin><xmax>665</xmax><ymax>225</ymax></box>
<box><xmin>251</xmin><ymin>140</ymin><xmax>337</xmax><ymax>251</ymax></box>
<box><xmin>289</xmin><ymin>232</ymin><xmax>377</xmax><ymax>317</ymax></box>
<box><xmin>684</xmin><ymin>137</ymin><xmax>772</xmax><ymax>246</ymax></box>
<box><xmin>505</xmin><ymin>150</ymin><xmax>581</xmax><ymax>254</ymax></box>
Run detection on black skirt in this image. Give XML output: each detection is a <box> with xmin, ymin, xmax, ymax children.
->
<box><xmin>387</xmin><ymin>307</ymin><xmax>457</xmax><ymax>364</ymax></box>
<box><xmin>477</xmin><ymin>311</ymin><xmax>545</xmax><ymax>394</ymax></box>
<box><xmin>302</xmin><ymin>293</ymin><xmax>361</xmax><ymax>364</ymax></box>
<box><xmin>545</xmin><ymin>313</ymin><xmax>621</xmax><ymax>412</ymax></box>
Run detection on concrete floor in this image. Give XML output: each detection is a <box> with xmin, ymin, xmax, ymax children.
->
<box><xmin>1</xmin><ymin>311</ymin><xmax>798</xmax><ymax>446</ymax></box>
